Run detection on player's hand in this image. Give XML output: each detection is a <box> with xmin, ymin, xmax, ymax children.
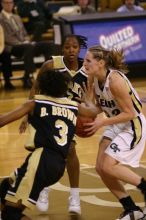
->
<box><xmin>19</xmin><ymin>116</ymin><xmax>28</xmax><ymax>134</ymax></box>
<box><xmin>84</xmin><ymin>117</ymin><xmax>105</xmax><ymax>136</ymax></box>
<box><xmin>81</xmin><ymin>79</ymin><xmax>95</xmax><ymax>106</ymax></box>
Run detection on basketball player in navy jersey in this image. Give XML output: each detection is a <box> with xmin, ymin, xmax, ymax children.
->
<box><xmin>19</xmin><ymin>34</ymin><xmax>88</xmax><ymax>214</ymax></box>
<box><xmin>0</xmin><ymin>67</ymin><xmax>97</xmax><ymax>220</ymax></box>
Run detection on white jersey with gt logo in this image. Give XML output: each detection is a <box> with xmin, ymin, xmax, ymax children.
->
<box><xmin>94</xmin><ymin>69</ymin><xmax>146</xmax><ymax>167</ymax></box>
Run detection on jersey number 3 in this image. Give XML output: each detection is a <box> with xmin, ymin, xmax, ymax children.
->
<box><xmin>54</xmin><ymin>119</ymin><xmax>68</xmax><ymax>146</ymax></box>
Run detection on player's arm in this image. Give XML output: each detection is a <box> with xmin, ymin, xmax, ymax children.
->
<box><xmin>103</xmin><ymin>71</ymin><xmax>136</xmax><ymax>126</ymax></box>
<box><xmin>0</xmin><ymin>100</ymin><xmax>35</xmax><ymax>127</ymax></box>
<box><xmin>84</xmin><ymin>72</ymin><xmax>136</xmax><ymax>135</ymax></box>
<box><xmin>78</xmin><ymin>102</ymin><xmax>100</xmax><ymax>118</ymax></box>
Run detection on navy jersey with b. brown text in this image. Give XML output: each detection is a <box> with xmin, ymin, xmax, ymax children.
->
<box><xmin>28</xmin><ymin>95</ymin><xmax>78</xmax><ymax>158</ymax></box>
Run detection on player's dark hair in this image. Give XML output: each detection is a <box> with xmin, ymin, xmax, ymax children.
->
<box><xmin>62</xmin><ymin>34</ymin><xmax>88</xmax><ymax>49</ymax></box>
<box><xmin>37</xmin><ymin>69</ymin><xmax>72</xmax><ymax>97</ymax></box>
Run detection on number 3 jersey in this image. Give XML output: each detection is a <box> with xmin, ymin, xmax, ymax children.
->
<box><xmin>28</xmin><ymin>95</ymin><xmax>78</xmax><ymax>159</ymax></box>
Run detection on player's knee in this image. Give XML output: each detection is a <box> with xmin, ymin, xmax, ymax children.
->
<box><xmin>95</xmin><ymin>161</ymin><xmax>104</xmax><ymax>176</ymax></box>
<box><xmin>102</xmin><ymin>161</ymin><xmax>114</xmax><ymax>176</ymax></box>
<box><xmin>95</xmin><ymin>164</ymin><xmax>100</xmax><ymax>175</ymax></box>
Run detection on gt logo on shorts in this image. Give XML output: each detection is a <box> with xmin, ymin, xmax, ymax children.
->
<box><xmin>110</xmin><ymin>143</ymin><xmax>120</xmax><ymax>153</ymax></box>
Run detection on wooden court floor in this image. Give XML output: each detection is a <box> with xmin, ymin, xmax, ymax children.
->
<box><xmin>0</xmin><ymin>74</ymin><xmax>146</xmax><ymax>220</ymax></box>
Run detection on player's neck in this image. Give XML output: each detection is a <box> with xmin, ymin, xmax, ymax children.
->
<box><xmin>65</xmin><ymin>59</ymin><xmax>79</xmax><ymax>71</ymax></box>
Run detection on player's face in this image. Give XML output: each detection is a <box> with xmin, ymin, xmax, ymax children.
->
<box><xmin>83</xmin><ymin>51</ymin><xmax>103</xmax><ymax>77</ymax></box>
<box><xmin>63</xmin><ymin>37</ymin><xmax>80</xmax><ymax>62</ymax></box>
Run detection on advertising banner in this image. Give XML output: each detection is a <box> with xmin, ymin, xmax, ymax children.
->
<box><xmin>73</xmin><ymin>18</ymin><xmax>146</xmax><ymax>63</ymax></box>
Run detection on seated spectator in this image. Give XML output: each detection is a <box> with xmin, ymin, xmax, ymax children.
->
<box><xmin>75</xmin><ymin>0</ymin><xmax>96</xmax><ymax>14</ymax></box>
<box><xmin>54</xmin><ymin>0</ymin><xmax>96</xmax><ymax>17</ymax></box>
<box><xmin>117</xmin><ymin>0</ymin><xmax>144</xmax><ymax>12</ymax></box>
<box><xmin>0</xmin><ymin>24</ymin><xmax>15</xmax><ymax>90</ymax></box>
<box><xmin>16</xmin><ymin>0</ymin><xmax>52</xmax><ymax>42</ymax></box>
<box><xmin>0</xmin><ymin>0</ymin><xmax>53</xmax><ymax>89</ymax></box>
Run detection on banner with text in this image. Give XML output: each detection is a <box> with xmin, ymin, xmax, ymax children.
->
<box><xmin>73</xmin><ymin>18</ymin><xmax>146</xmax><ymax>63</ymax></box>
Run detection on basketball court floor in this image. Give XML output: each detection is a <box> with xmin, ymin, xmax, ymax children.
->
<box><xmin>0</xmin><ymin>74</ymin><xmax>146</xmax><ymax>220</ymax></box>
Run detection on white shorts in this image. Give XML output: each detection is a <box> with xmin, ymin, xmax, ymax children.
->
<box><xmin>104</xmin><ymin>113</ymin><xmax>146</xmax><ymax>167</ymax></box>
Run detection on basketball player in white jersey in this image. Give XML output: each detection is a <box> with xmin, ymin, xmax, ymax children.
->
<box><xmin>83</xmin><ymin>45</ymin><xmax>146</xmax><ymax>220</ymax></box>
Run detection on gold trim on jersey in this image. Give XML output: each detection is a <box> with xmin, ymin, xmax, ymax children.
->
<box><xmin>130</xmin><ymin>116</ymin><xmax>142</xmax><ymax>149</ymax></box>
<box><xmin>52</xmin><ymin>56</ymin><xmax>75</xmax><ymax>77</ymax></box>
<box><xmin>118</xmin><ymin>72</ymin><xmax>142</xmax><ymax>114</ymax></box>
<box><xmin>52</xmin><ymin>55</ymin><xmax>87</xmax><ymax>78</ymax></box>
<box><xmin>70</xmin><ymin>70</ymin><xmax>77</xmax><ymax>77</ymax></box>
<box><xmin>125</xmin><ymin>81</ymin><xmax>142</xmax><ymax>114</ymax></box>
<box><xmin>52</xmin><ymin>56</ymin><xmax>65</xmax><ymax>69</ymax></box>
<box><xmin>35</xmin><ymin>95</ymin><xmax>78</xmax><ymax>109</ymax></box>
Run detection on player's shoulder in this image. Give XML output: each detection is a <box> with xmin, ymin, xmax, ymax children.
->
<box><xmin>109</xmin><ymin>70</ymin><xmax>124</xmax><ymax>82</ymax></box>
<box><xmin>34</xmin><ymin>95</ymin><xmax>78</xmax><ymax>108</ymax></box>
<box><xmin>40</xmin><ymin>59</ymin><xmax>53</xmax><ymax>71</ymax></box>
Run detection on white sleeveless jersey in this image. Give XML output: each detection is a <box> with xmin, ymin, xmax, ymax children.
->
<box><xmin>94</xmin><ymin>69</ymin><xmax>142</xmax><ymax>118</ymax></box>
<box><xmin>94</xmin><ymin>70</ymin><xmax>144</xmax><ymax>149</ymax></box>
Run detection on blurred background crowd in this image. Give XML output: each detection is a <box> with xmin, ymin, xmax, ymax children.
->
<box><xmin>0</xmin><ymin>0</ymin><xmax>146</xmax><ymax>90</ymax></box>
